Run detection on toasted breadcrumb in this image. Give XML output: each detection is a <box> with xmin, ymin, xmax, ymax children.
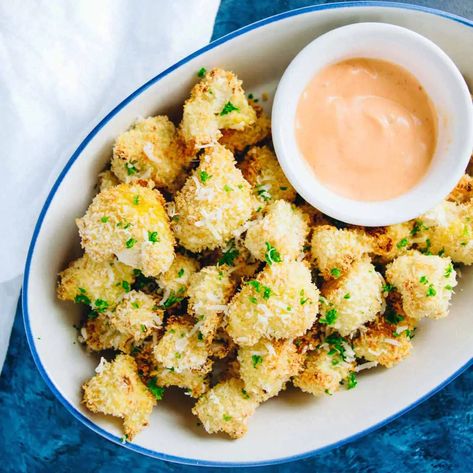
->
<box><xmin>192</xmin><ymin>378</ymin><xmax>259</xmax><ymax>439</ymax></box>
<box><xmin>157</xmin><ymin>253</ymin><xmax>200</xmax><ymax>296</ymax></box>
<box><xmin>82</xmin><ymin>314</ymin><xmax>130</xmax><ymax>352</ymax></box>
<box><xmin>98</xmin><ymin>170</ymin><xmax>120</xmax><ymax>192</ymax></box>
<box><xmin>82</xmin><ymin>354</ymin><xmax>156</xmax><ymax>439</ymax></box>
<box><xmin>385</xmin><ymin>252</ymin><xmax>457</xmax><ymax>319</ymax></box>
<box><xmin>77</xmin><ymin>183</ymin><xmax>175</xmax><ymax>277</ymax></box>
<box><xmin>367</xmin><ymin>222</ymin><xmax>414</xmax><ymax>263</ymax></box>
<box><xmin>180</xmin><ymin>68</ymin><xmax>256</xmax><ymax>151</ymax></box>
<box><xmin>448</xmin><ymin>174</ymin><xmax>473</xmax><ymax>204</ymax></box>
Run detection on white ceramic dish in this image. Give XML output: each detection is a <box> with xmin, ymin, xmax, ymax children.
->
<box><xmin>273</xmin><ymin>22</ymin><xmax>473</xmax><ymax>226</ymax></box>
<box><xmin>23</xmin><ymin>2</ymin><xmax>473</xmax><ymax>467</ymax></box>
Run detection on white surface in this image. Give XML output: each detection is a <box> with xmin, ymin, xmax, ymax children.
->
<box><xmin>0</xmin><ymin>0</ymin><xmax>220</xmax><ymax>371</ymax></box>
<box><xmin>24</xmin><ymin>4</ymin><xmax>473</xmax><ymax>466</ymax></box>
<box><xmin>272</xmin><ymin>22</ymin><xmax>473</xmax><ymax>227</ymax></box>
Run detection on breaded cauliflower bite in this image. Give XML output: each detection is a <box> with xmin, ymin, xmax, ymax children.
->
<box><xmin>155</xmin><ymin>362</ymin><xmax>211</xmax><ymax>398</ymax></box>
<box><xmin>219</xmin><ymin>103</ymin><xmax>271</xmax><ymax>153</ymax></box>
<box><xmin>244</xmin><ymin>200</ymin><xmax>309</xmax><ymax>262</ymax></box>
<box><xmin>82</xmin><ymin>354</ymin><xmax>156</xmax><ymax>439</ymax></box>
<box><xmin>192</xmin><ymin>378</ymin><xmax>259</xmax><ymax>439</ymax></box>
<box><xmin>448</xmin><ymin>174</ymin><xmax>473</xmax><ymax>204</ymax></box>
<box><xmin>82</xmin><ymin>314</ymin><xmax>130</xmax><ymax>352</ymax></box>
<box><xmin>354</xmin><ymin>314</ymin><xmax>415</xmax><ymax>368</ymax></box>
<box><xmin>180</xmin><ymin>68</ymin><xmax>256</xmax><ymax>151</ymax></box>
<box><xmin>420</xmin><ymin>200</ymin><xmax>473</xmax><ymax>264</ymax></box>
<box><xmin>239</xmin><ymin>146</ymin><xmax>296</xmax><ymax>204</ymax></box>
<box><xmin>367</xmin><ymin>222</ymin><xmax>414</xmax><ymax>263</ymax></box>
<box><xmin>108</xmin><ymin>290</ymin><xmax>163</xmax><ymax>344</ymax></box>
<box><xmin>157</xmin><ymin>253</ymin><xmax>200</xmax><ymax>296</ymax></box>
<box><xmin>173</xmin><ymin>144</ymin><xmax>254</xmax><ymax>252</ymax></box>
<box><xmin>76</xmin><ymin>183</ymin><xmax>175</xmax><ymax>277</ymax></box>
<box><xmin>187</xmin><ymin>265</ymin><xmax>235</xmax><ymax>338</ymax></box>
<box><xmin>153</xmin><ymin>318</ymin><xmax>209</xmax><ymax>373</ymax></box>
<box><xmin>226</xmin><ymin>261</ymin><xmax>319</xmax><ymax>345</ymax></box>
<box><xmin>57</xmin><ymin>254</ymin><xmax>135</xmax><ymax>310</ymax></box>
<box><xmin>319</xmin><ymin>257</ymin><xmax>384</xmax><ymax>336</ymax></box>
<box><xmin>385</xmin><ymin>252</ymin><xmax>457</xmax><ymax>320</ymax></box>
<box><xmin>238</xmin><ymin>339</ymin><xmax>303</xmax><ymax>401</ymax></box>
<box><xmin>97</xmin><ymin>169</ymin><xmax>120</xmax><ymax>192</ymax></box>
<box><xmin>111</xmin><ymin>116</ymin><xmax>192</xmax><ymax>192</ymax></box>
<box><xmin>293</xmin><ymin>340</ymin><xmax>356</xmax><ymax>396</ymax></box>
<box><xmin>311</xmin><ymin>225</ymin><xmax>372</xmax><ymax>280</ymax></box>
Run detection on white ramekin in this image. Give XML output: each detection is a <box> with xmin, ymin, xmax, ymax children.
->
<box><xmin>272</xmin><ymin>22</ymin><xmax>473</xmax><ymax>226</ymax></box>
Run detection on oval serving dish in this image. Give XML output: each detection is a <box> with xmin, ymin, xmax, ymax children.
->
<box><xmin>23</xmin><ymin>2</ymin><xmax>473</xmax><ymax>467</ymax></box>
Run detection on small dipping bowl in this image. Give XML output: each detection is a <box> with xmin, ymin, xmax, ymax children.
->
<box><xmin>272</xmin><ymin>22</ymin><xmax>473</xmax><ymax>226</ymax></box>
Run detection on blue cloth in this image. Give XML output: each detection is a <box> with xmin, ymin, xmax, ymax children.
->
<box><xmin>1</xmin><ymin>1</ymin><xmax>472</xmax><ymax>471</ymax></box>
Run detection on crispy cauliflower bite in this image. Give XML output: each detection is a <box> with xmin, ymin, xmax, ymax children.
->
<box><xmin>180</xmin><ymin>68</ymin><xmax>256</xmax><ymax>151</ymax></box>
<box><xmin>187</xmin><ymin>265</ymin><xmax>235</xmax><ymax>338</ymax></box>
<box><xmin>311</xmin><ymin>225</ymin><xmax>372</xmax><ymax>279</ymax></box>
<box><xmin>76</xmin><ymin>183</ymin><xmax>175</xmax><ymax>277</ymax></box>
<box><xmin>420</xmin><ymin>200</ymin><xmax>473</xmax><ymax>264</ymax></box>
<box><xmin>244</xmin><ymin>200</ymin><xmax>309</xmax><ymax>262</ymax></box>
<box><xmin>226</xmin><ymin>261</ymin><xmax>319</xmax><ymax>346</ymax></box>
<box><xmin>108</xmin><ymin>290</ymin><xmax>163</xmax><ymax>344</ymax></box>
<box><xmin>219</xmin><ymin>103</ymin><xmax>271</xmax><ymax>153</ymax></box>
<box><xmin>98</xmin><ymin>170</ymin><xmax>120</xmax><ymax>191</ymax></box>
<box><xmin>82</xmin><ymin>354</ymin><xmax>156</xmax><ymax>439</ymax></box>
<box><xmin>111</xmin><ymin>116</ymin><xmax>192</xmax><ymax>192</ymax></box>
<box><xmin>57</xmin><ymin>253</ymin><xmax>135</xmax><ymax>310</ymax></box>
<box><xmin>238</xmin><ymin>339</ymin><xmax>303</xmax><ymax>401</ymax></box>
<box><xmin>192</xmin><ymin>378</ymin><xmax>259</xmax><ymax>439</ymax></box>
<box><xmin>320</xmin><ymin>257</ymin><xmax>384</xmax><ymax>336</ymax></box>
<box><xmin>153</xmin><ymin>318</ymin><xmax>209</xmax><ymax>373</ymax></box>
<box><xmin>367</xmin><ymin>222</ymin><xmax>414</xmax><ymax>263</ymax></box>
<box><xmin>293</xmin><ymin>348</ymin><xmax>355</xmax><ymax>396</ymax></box>
<box><xmin>448</xmin><ymin>174</ymin><xmax>473</xmax><ymax>204</ymax></box>
<box><xmin>173</xmin><ymin>144</ymin><xmax>255</xmax><ymax>252</ymax></box>
<box><xmin>154</xmin><ymin>363</ymin><xmax>211</xmax><ymax>398</ymax></box>
<box><xmin>82</xmin><ymin>314</ymin><xmax>130</xmax><ymax>352</ymax></box>
<box><xmin>385</xmin><ymin>252</ymin><xmax>457</xmax><ymax>320</ymax></box>
<box><xmin>157</xmin><ymin>253</ymin><xmax>200</xmax><ymax>296</ymax></box>
<box><xmin>239</xmin><ymin>146</ymin><xmax>296</xmax><ymax>204</ymax></box>
<box><xmin>354</xmin><ymin>315</ymin><xmax>415</xmax><ymax>368</ymax></box>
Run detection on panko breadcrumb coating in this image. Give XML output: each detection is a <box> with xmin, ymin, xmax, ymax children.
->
<box><xmin>82</xmin><ymin>354</ymin><xmax>156</xmax><ymax>439</ymax></box>
<box><xmin>319</xmin><ymin>257</ymin><xmax>384</xmax><ymax>336</ymax></box>
<box><xmin>98</xmin><ymin>169</ymin><xmax>120</xmax><ymax>191</ymax></box>
<box><xmin>367</xmin><ymin>222</ymin><xmax>414</xmax><ymax>263</ymax></box>
<box><xmin>448</xmin><ymin>174</ymin><xmax>473</xmax><ymax>204</ymax></box>
<box><xmin>153</xmin><ymin>318</ymin><xmax>209</xmax><ymax>373</ymax></box>
<box><xmin>239</xmin><ymin>146</ymin><xmax>296</xmax><ymax>204</ymax></box>
<box><xmin>420</xmin><ymin>200</ymin><xmax>473</xmax><ymax>264</ymax></box>
<box><xmin>157</xmin><ymin>253</ymin><xmax>200</xmax><ymax>297</ymax></box>
<box><xmin>77</xmin><ymin>183</ymin><xmax>175</xmax><ymax>277</ymax></box>
<box><xmin>187</xmin><ymin>265</ymin><xmax>235</xmax><ymax>338</ymax></box>
<box><xmin>226</xmin><ymin>261</ymin><xmax>319</xmax><ymax>346</ymax></box>
<box><xmin>82</xmin><ymin>314</ymin><xmax>130</xmax><ymax>352</ymax></box>
<box><xmin>385</xmin><ymin>252</ymin><xmax>457</xmax><ymax>320</ymax></box>
<box><xmin>311</xmin><ymin>225</ymin><xmax>372</xmax><ymax>280</ymax></box>
<box><xmin>238</xmin><ymin>339</ymin><xmax>303</xmax><ymax>401</ymax></box>
<box><xmin>219</xmin><ymin>103</ymin><xmax>271</xmax><ymax>153</ymax></box>
<box><xmin>354</xmin><ymin>314</ymin><xmax>415</xmax><ymax>368</ymax></box>
<box><xmin>293</xmin><ymin>345</ymin><xmax>355</xmax><ymax>396</ymax></box>
<box><xmin>154</xmin><ymin>362</ymin><xmax>211</xmax><ymax>398</ymax></box>
<box><xmin>180</xmin><ymin>68</ymin><xmax>256</xmax><ymax>151</ymax></box>
<box><xmin>173</xmin><ymin>144</ymin><xmax>255</xmax><ymax>252</ymax></box>
<box><xmin>192</xmin><ymin>378</ymin><xmax>259</xmax><ymax>439</ymax></box>
<box><xmin>57</xmin><ymin>254</ymin><xmax>135</xmax><ymax>310</ymax></box>
<box><xmin>108</xmin><ymin>290</ymin><xmax>163</xmax><ymax>345</ymax></box>
<box><xmin>244</xmin><ymin>200</ymin><xmax>309</xmax><ymax>262</ymax></box>
<box><xmin>111</xmin><ymin>116</ymin><xmax>192</xmax><ymax>192</ymax></box>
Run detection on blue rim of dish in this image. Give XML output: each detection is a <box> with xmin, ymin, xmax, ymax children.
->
<box><xmin>22</xmin><ymin>1</ymin><xmax>473</xmax><ymax>468</ymax></box>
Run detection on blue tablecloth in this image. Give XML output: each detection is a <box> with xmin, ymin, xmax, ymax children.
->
<box><xmin>1</xmin><ymin>1</ymin><xmax>472</xmax><ymax>471</ymax></box>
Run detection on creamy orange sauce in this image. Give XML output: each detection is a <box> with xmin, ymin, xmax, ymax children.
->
<box><xmin>295</xmin><ymin>58</ymin><xmax>437</xmax><ymax>201</ymax></box>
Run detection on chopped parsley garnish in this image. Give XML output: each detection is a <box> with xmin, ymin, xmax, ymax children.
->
<box><xmin>248</xmin><ymin>93</ymin><xmax>254</xmax><ymax>99</ymax></box>
<box><xmin>421</xmin><ymin>238</ymin><xmax>432</xmax><ymax>255</ymax></box>
<box><xmin>130</xmin><ymin>345</ymin><xmax>141</xmax><ymax>355</ymax></box>
<box><xmin>74</xmin><ymin>289</ymin><xmax>91</xmax><ymax>305</ymax></box>
<box><xmin>438</xmin><ymin>248</ymin><xmax>445</xmax><ymax>256</ymax></box>
<box><xmin>411</xmin><ymin>220</ymin><xmax>428</xmax><ymax>236</ymax></box>
<box><xmin>256</xmin><ymin>206</ymin><xmax>263</xmax><ymax>213</ymax></box>
<box><xmin>419</xmin><ymin>275</ymin><xmax>429</xmax><ymax>285</ymax></box>
<box><xmin>223</xmin><ymin>414</ymin><xmax>233</xmax><ymax>421</ymax></box>
<box><xmin>279</xmin><ymin>186</ymin><xmax>288</xmax><ymax>191</ymax></box>
<box><xmin>197</xmin><ymin>67</ymin><xmax>207</xmax><ymax>78</ymax></box>
<box><xmin>100</xmin><ymin>216</ymin><xmax>109</xmax><ymax>223</ymax></box>
<box><xmin>325</xmin><ymin>389</ymin><xmax>333</xmax><ymax>396</ymax></box>
<box><xmin>87</xmin><ymin>311</ymin><xmax>99</xmax><ymax>320</ymax></box>
<box><xmin>94</xmin><ymin>299</ymin><xmax>109</xmax><ymax>313</ymax></box>
<box><xmin>444</xmin><ymin>263</ymin><xmax>453</xmax><ymax>278</ymax></box>
<box><xmin>147</xmin><ymin>377</ymin><xmax>165</xmax><ymax>400</ymax></box>
<box><xmin>382</xmin><ymin>283</ymin><xmax>395</xmax><ymax>293</ymax></box>
<box><xmin>220</xmin><ymin>101</ymin><xmax>239</xmax><ymax>115</ymax></box>
<box><xmin>384</xmin><ymin>306</ymin><xmax>404</xmax><ymax>325</ymax></box>
<box><xmin>132</xmin><ymin>195</ymin><xmax>140</xmax><ymax>205</ymax></box>
<box><xmin>218</xmin><ymin>242</ymin><xmax>239</xmax><ymax>266</ymax></box>
<box><xmin>249</xmin><ymin>296</ymin><xmax>258</xmax><ymax>304</ymax></box>
<box><xmin>445</xmin><ymin>284</ymin><xmax>453</xmax><ymax>291</ymax></box>
<box><xmin>131</xmin><ymin>302</ymin><xmax>140</xmax><ymax>309</ymax></box>
<box><xmin>120</xmin><ymin>434</ymin><xmax>129</xmax><ymax>444</ymax></box>
<box><xmin>262</xmin><ymin>286</ymin><xmax>272</xmax><ymax>300</ymax></box>
<box><xmin>252</xmin><ymin>354</ymin><xmax>263</xmax><ymax>368</ymax></box>
<box><xmin>248</xmin><ymin>280</ymin><xmax>261</xmax><ymax>291</ymax></box>
<box><xmin>125</xmin><ymin>162</ymin><xmax>138</xmax><ymax>176</ymax></box>
<box><xmin>396</xmin><ymin>238</ymin><xmax>409</xmax><ymax>249</ymax></box>
<box><xmin>223</xmin><ymin>184</ymin><xmax>233</xmax><ymax>192</ymax></box>
<box><xmin>241</xmin><ymin>388</ymin><xmax>250</xmax><ymax>399</ymax></box>
<box><xmin>199</xmin><ymin>170</ymin><xmax>211</xmax><ymax>183</ymax></box>
<box><xmin>160</xmin><ymin>290</ymin><xmax>184</xmax><ymax>309</ymax></box>
<box><xmin>426</xmin><ymin>284</ymin><xmax>437</xmax><ymax>297</ymax></box>
<box><xmin>325</xmin><ymin>334</ymin><xmax>349</xmax><ymax>365</ymax></box>
<box><xmin>148</xmin><ymin>231</ymin><xmax>160</xmax><ymax>243</ymax></box>
<box><xmin>300</xmin><ymin>297</ymin><xmax>309</xmax><ymax>305</ymax></box>
<box><xmin>126</xmin><ymin>238</ymin><xmax>137</xmax><ymax>249</ymax></box>
<box><xmin>256</xmin><ymin>184</ymin><xmax>271</xmax><ymax>201</ymax></box>
<box><xmin>330</xmin><ymin>268</ymin><xmax>341</xmax><ymax>279</ymax></box>
<box><xmin>343</xmin><ymin>293</ymin><xmax>351</xmax><ymax>300</ymax></box>
<box><xmin>197</xmin><ymin>331</ymin><xmax>204</xmax><ymax>341</ymax></box>
<box><xmin>121</xmin><ymin>280</ymin><xmax>130</xmax><ymax>292</ymax></box>
<box><xmin>347</xmin><ymin>372</ymin><xmax>357</xmax><ymax>390</ymax></box>
<box><xmin>140</xmin><ymin>324</ymin><xmax>147</xmax><ymax>333</ymax></box>
<box><xmin>319</xmin><ymin>308</ymin><xmax>337</xmax><ymax>325</ymax></box>
<box><xmin>177</xmin><ymin>268</ymin><xmax>185</xmax><ymax>278</ymax></box>
<box><xmin>264</xmin><ymin>242</ymin><xmax>282</xmax><ymax>265</ymax></box>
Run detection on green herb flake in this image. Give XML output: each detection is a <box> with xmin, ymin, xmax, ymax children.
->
<box><xmin>100</xmin><ymin>216</ymin><xmax>109</xmax><ymax>223</ymax></box>
<box><xmin>252</xmin><ymin>354</ymin><xmax>263</xmax><ymax>368</ymax></box>
<box><xmin>199</xmin><ymin>170</ymin><xmax>211</xmax><ymax>183</ymax></box>
<box><xmin>320</xmin><ymin>308</ymin><xmax>337</xmax><ymax>325</ymax></box>
<box><xmin>220</xmin><ymin>101</ymin><xmax>240</xmax><ymax>116</ymax></box>
<box><xmin>140</xmin><ymin>324</ymin><xmax>147</xmax><ymax>333</ymax></box>
<box><xmin>385</xmin><ymin>306</ymin><xmax>404</xmax><ymax>325</ymax></box>
<box><xmin>262</xmin><ymin>286</ymin><xmax>272</xmax><ymax>300</ymax></box>
<box><xmin>223</xmin><ymin>184</ymin><xmax>233</xmax><ymax>192</ymax></box>
<box><xmin>347</xmin><ymin>372</ymin><xmax>357</xmax><ymax>390</ymax></box>
<box><xmin>197</xmin><ymin>67</ymin><xmax>207</xmax><ymax>78</ymax></box>
<box><xmin>148</xmin><ymin>231</ymin><xmax>160</xmax><ymax>243</ymax></box>
<box><xmin>444</xmin><ymin>263</ymin><xmax>453</xmax><ymax>278</ymax></box>
<box><xmin>445</xmin><ymin>284</ymin><xmax>453</xmax><ymax>291</ymax></box>
<box><xmin>177</xmin><ymin>268</ymin><xmax>185</xmax><ymax>278</ymax></box>
<box><xmin>147</xmin><ymin>377</ymin><xmax>165</xmax><ymax>400</ymax></box>
<box><xmin>382</xmin><ymin>283</ymin><xmax>396</xmax><ymax>293</ymax></box>
<box><xmin>421</xmin><ymin>238</ymin><xmax>432</xmax><ymax>255</ymax></box>
<box><xmin>325</xmin><ymin>389</ymin><xmax>333</xmax><ymax>396</ymax></box>
<box><xmin>223</xmin><ymin>414</ymin><xmax>233</xmax><ymax>421</ymax></box>
<box><xmin>241</xmin><ymin>388</ymin><xmax>250</xmax><ymax>399</ymax></box>
<box><xmin>279</xmin><ymin>186</ymin><xmax>288</xmax><ymax>191</ymax></box>
<box><xmin>411</xmin><ymin>220</ymin><xmax>428</xmax><ymax>236</ymax></box>
<box><xmin>218</xmin><ymin>242</ymin><xmax>239</xmax><ymax>266</ymax></box>
<box><xmin>426</xmin><ymin>284</ymin><xmax>437</xmax><ymax>297</ymax></box>
<box><xmin>131</xmin><ymin>302</ymin><xmax>140</xmax><ymax>309</ymax></box>
<box><xmin>126</xmin><ymin>238</ymin><xmax>137</xmax><ymax>249</ymax></box>
<box><xmin>125</xmin><ymin>162</ymin><xmax>138</xmax><ymax>176</ymax></box>
<box><xmin>343</xmin><ymin>293</ymin><xmax>351</xmax><ymax>300</ymax></box>
<box><xmin>419</xmin><ymin>275</ymin><xmax>429</xmax><ymax>285</ymax></box>
<box><xmin>122</xmin><ymin>280</ymin><xmax>131</xmax><ymax>292</ymax></box>
<box><xmin>74</xmin><ymin>291</ymin><xmax>91</xmax><ymax>305</ymax></box>
<box><xmin>396</xmin><ymin>238</ymin><xmax>409</xmax><ymax>249</ymax></box>
<box><xmin>94</xmin><ymin>299</ymin><xmax>109</xmax><ymax>313</ymax></box>
<box><xmin>249</xmin><ymin>296</ymin><xmax>258</xmax><ymax>304</ymax></box>
<box><xmin>197</xmin><ymin>331</ymin><xmax>204</xmax><ymax>341</ymax></box>
<box><xmin>160</xmin><ymin>290</ymin><xmax>184</xmax><ymax>309</ymax></box>
<box><xmin>264</xmin><ymin>242</ymin><xmax>282</xmax><ymax>265</ymax></box>
<box><xmin>330</xmin><ymin>268</ymin><xmax>341</xmax><ymax>279</ymax></box>
<box><xmin>256</xmin><ymin>184</ymin><xmax>271</xmax><ymax>201</ymax></box>
<box><xmin>133</xmin><ymin>195</ymin><xmax>140</xmax><ymax>205</ymax></box>
<box><xmin>300</xmin><ymin>297</ymin><xmax>309</xmax><ymax>305</ymax></box>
